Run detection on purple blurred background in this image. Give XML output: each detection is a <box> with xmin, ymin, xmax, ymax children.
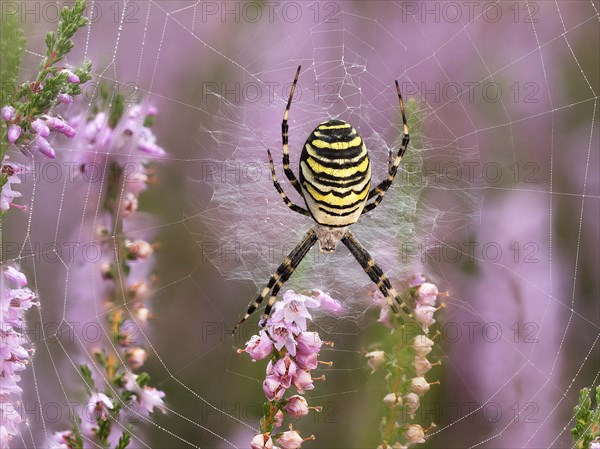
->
<box><xmin>3</xmin><ymin>1</ymin><xmax>599</xmax><ymax>448</ymax></box>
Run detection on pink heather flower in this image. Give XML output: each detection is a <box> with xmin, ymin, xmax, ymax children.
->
<box><xmin>413</xmin><ymin>356</ymin><xmax>433</xmax><ymax>376</ymax></box>
<box><xmin>31</xmin><ymin>118</ymin><xmax>50</xmax><ymax>137</ymax></box>
<box><xmin>122</xmin><ymin>192</ymin><xmax>139</xmax><ymax>217</ymax></box>
<box><xmin>277</xmin><ymin>429</ymin><xmax>304</xmax><ymax>449</ymax></box>
<box><xmin>383</xmin><ymin>393</ymin><xmax>402</xmax><ymax>408</ymax></box>
<box><xmin>404</xmin><ymin>424</ymin><xmax>426</xmax><ymax>444</ymax></box>
<box><xmin>292</xmin><ymin>369</ymin><xmax>314</xmax><ymax>394</ymax></box>
<box><xmin>0</xmin><ymin>165</ymin><xmax>22</xmax><ymax>211</ymax></box>
<box><xmin>7</xmin><ymin>124</ymin><xmax>21</xmax><ymax>143</ymax></box>
<box><xmin>125</xmin><ymin>347</ymin><xmax>147</xmax><ymax>369</ymax></box>
<box><xmin>48</xmin><ymin>430</ymin><xmax>75</xmax><ymax>449</ymax></box>
<box><xmin>57</xmin><ymin>93</ymin><xmax>73</xmax><ymax>105</ymax></box>
<box><xmin>414</xmin><ymin>304</ymin><xmax>436</xmax><ymax>332</ymax></box>
<box><xmin>1</xmin><ymin>105</ymin><xmax>14</xmax><ymax>121</ymax></box>
<box><xmin>403</xmin><ymin>392</ymin><xmax>420</xmax><ymax>418</ymax></box>
<box><xmin>251</xmin><ymin>433</ymin><xmax>274</xmax><ymax>449</ymax></box>
<box><xmin>408</xmin><ymin>273</ymin><xmax>426</xmax><ymax>287</ymax></box>
<box><xmin>284</xmin><ymin>395</ymin><xmax>309</xmax><ymax>418</ymax></box>
<box><xmin>243</xmin><ymin>332</ymin><xmax>273</xmax><ymax>361</ymax></box>
<box><xmin>139</xmin><ymin>386</ymin><xmax>166</xmax><ymax>415</ymax></box>
<box><xmin>122</xmin><ymin>372</ymin><xmax>139</xmax><ymax>391</ymax></box>
<box><xmin>86</xmin><ymin>393</ymin><xmax>113</xmax><ymax>420</ymax></box>
<box><xmin>271</xmin><ymin>290</ymin><xmax>320</xmax><ymax>331</ymax></box>
<box><xmin>365</xmin><ymin>350</ymin><xmax>385</xmax><ymax>373</ymax></box>
<box><xmin>30</xmin><ymin>135</ymin><xmax>56</xmax><ymax>158</ymax></box>
<box><xmin>80</xmin><ymin>392</ymin><xmax>113</xmax><ymax>436</ymax></box>
<box><xmin>61</xmin><ymin>69</ymin><xmax>80</xmax><ymax>83</ymax></box>
<box><xmin>137</xmin><ymin>127</ymin><xmax>166</xmax><ymax>157</ymax></box>
<box><xmin>3</xmin><ymin>266</ymin><xmax>27</xmax><ymax>287</ymax></box>
<box><xmin>295</xmin><ymin>332</ymin><xmax>323</xmax><ymax>355</ymax></box>
<box><xmin>124</xmin><ymin>240</ymin><xmax>153</xmax><ymax>260</ymax></box>
<box><xmin>416</xmin><ymin>282</ymin><xmax>438</xmax><ymax>307</ymax></box>
<box><xmin>269</xmin><ymin>321</ymin><xmax>298</xmax><ymax>356</ymax></box>
<box><xmin>294</xmin><ymin>351</ymin><xmax>318</xmax><ymax>370</ymax></box>
<box><xmin>44</xmin><ymin>115</ymin><xmax>76</xmax><ymax>138</ymax></box>
<box><xmin>263</xmin><ymin>375</ymin><xmax>286</xmax><ymax>401</ymax></box>
<box><xmin>267</xmin><ymin>355</ymin><xmax>297</xmax><ymax>389</ymax></box>
<box><xmin>590</xmin><ymin>439</ymin><xmax>600</xmax><ymax>449</ymax></box>
<box><xmin>412</xmin><ymin>335</ymin><xmax>434</xmax><ymax>357</ymax></box>
<box><xmin>0</xmin><ymin>401</ymin><xmax>23</xmax><ymax>446</ymax></box>
<box><xmin>409</xmin><ymin>377</ymin><xmax>431</xmax><ymax>396</ymax></box>
<box><xmin>312</xmin><ymin>290</ymin><xmax>343</xmax><ymax>313</ymax></box>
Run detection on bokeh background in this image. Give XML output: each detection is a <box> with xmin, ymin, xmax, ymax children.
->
<box><xmin>2</xmin><ymin>1</ymin><xmax>599</xmax><ymax>448</ymax></box>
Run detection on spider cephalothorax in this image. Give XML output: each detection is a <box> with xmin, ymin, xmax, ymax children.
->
<box><xmin>233</xmin><ymin>66</ymin><xmax>412</xmax><ymax>333</ymax></box>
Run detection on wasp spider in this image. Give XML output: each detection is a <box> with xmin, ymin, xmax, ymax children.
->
<box><xmin>233</xmin><ymin>66</ymin><xmax>412</xmax><ymax>333</ymax></box>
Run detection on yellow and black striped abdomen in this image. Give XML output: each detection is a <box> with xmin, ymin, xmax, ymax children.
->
<box><xmin>300</xmin><ymin>119</ymin><xmax>371</xmax><ymax>227</ymax></box>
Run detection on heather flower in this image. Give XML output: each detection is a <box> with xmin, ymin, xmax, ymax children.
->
<box><xmin>412</xmin><ymin>335</ymin><xmax>434</xmax><ymax>357</ymax></box>
<box><xmin>263</xmin><ymin>376</ymin><xmax>286</xmax><ymax>401</ymax></box>
<box><xmin>31</xmin><ymin>118</ymin><xmax>50</xmax><ymax>137</ymax></box>
<box><xmin>412</xmin><ymin>357</ymin><xmax>432</xmax><ymax>376</ymax></box>
<box><xmin>408</xmin><ymin>274</ymin><xmax>426</xmax><ymax>287</ymax></box>
<box><xmin>61</xmin><ymin>69</ymin><xmax>80</xmax><ymax>83</ymax></box>
<box><xmin>125</xmin><ymin>347</ymin><xmax>147</xmax><ymax>369</ymax></box>
<box><xmin>240</xmin><ymin>290</ymin><xmax>336</xmax><ymax>447</ymax></box>
<box><xmin>278</xmin><ymin>429</ymin><xmax>304</xmax><ymax>449</ymax></box>
<box><xmin>296</xmin><ymin>331</ymin><xmax>323</xmax><ymax>355</ymax></box>
<box><xmin>0</xmin><ymin>265</ymin><xmax>38</xmax><ymax>445</ymax></box>
<box><xmin>415</xmin><ymin>283</ymin><xmax>438</xmax><ymax>307</ymax></box>
<box><xmin>414</xmin><ymin>304</ymin><xmax>436</xmax><ymax>332</ymax></box>
<box><xmin>30</xmin><ymin>135</ymin><xmax>56</xmax><ymax>158</ymax></box>
<box><xmin>383</xmin><ymin>393</ymin><xmax>402</xmax><ymax>409</ymax></box>
<box><xmin>1</xmin><ymin>106</ymin><xmax>14</xmax><ymax>121</ymax></box>
<box><xmin>365</xmin><ymin>350</ymin><xmax>385</xmax><ymax>373</ymax></box>
<box><xmin>242</xmin><ymin>332</ymin><xmax>273</xmax><ymax>361</ymax></box>
<box><xmin>251</xmin><ymin>434</ymin><xmax>274</xmax><ymax>449</ymax></box>
<box><xmin>125</xmin><ymin>239</ymin><xmax>154</xmax><ymax>260</ymax></box>
<box><xmin>284</xmin><ymin>395</ymin><xmax>309</xmax><ymax>418</ymax></box>
<box><xmin>1</xmin><ymin>158</ymin><xmax>23</xmax><ymax>211</ymax></box>
<box><xmin>48</xmin><ymin>430</ymin><xmax>75</xmax><ymax>449</ymax></box>
<box><xmin>294</xmin><ymin>351</ymin><xmax>318</xmax><ymax>370</ymax></box>
<box><xmin>292</xmin><ymin>369</ymin><xmax>315</xmax><ymax>393</ymax></box>
<box><xmin>590</xmin><ymin>439</ymin><xmax>600</xmax><ymax>449</ymax></box>
<box><xmin>57</xmin><ymin>93</ymin><xmax>73</xmax><ymax>105</ymax></box>
<box><xmin>44</xmin><ymin>115</ymin><xmax>76</xmax><ymax>138</ymax></box>
<box><xmin>404</xmin><ymin>424</ymin><xmax>426</xmax><ymax>444</ymax></box>
<box><xmin>312</xmin><ymin>290</ymin><xmax>343</xmax><ymax>313</ymax></box>
<box><xmin>271</xmin><ymin>290</ymin><xmax>319</xmax><ymax>331</ymax></box>
<box><xmin>7</xmin><ymin>125</ymin><xmax>21</xmax><ymax>144</ymax></box>
<box><xmin>3</xmin><ymin>266</ymin><xmax>27</xmax><ymax>287</ymax></box>
<box><xmin>409</xmin><ymin>377</ymin><xmax>430</xmax><ymax>396</ymax></box>
<box><xmin>139</xmin><ymin>386</ymin><xmax>166</xmax><ymax>416</ymax></box>
<box><xmin>270</xmin><ymin>321</ymin><xmax>299</xmax><ymax>356</ymax></box>
<box><xmin>268</xmin><ymin>355</ymin><xmax>297</xmax><ymax>389</ymax></box>
<box><xmin>403</xmin><ymin>393</ymin><xmax>420</xmax><ymax>418</ymax></box>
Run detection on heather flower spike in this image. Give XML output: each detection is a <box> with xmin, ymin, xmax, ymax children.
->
<box><xmin>371</xmin><ymin>274</ymin><xmax>443</xmax><ymax>448</ymax></box>
<box><xmin>0</xmin><ymin>265</ymin><xmax>39</xmax><ymax>446</ymax></box>
<box><xmin>240</xmin><ymin>290</ymin><xmax>338</xmax><ymax>447</ymax></box>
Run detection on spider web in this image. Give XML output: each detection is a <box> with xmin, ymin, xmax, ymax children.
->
<box><xmin>2</xmin><ymin>1</ymin><xmax>598</xmax><ymax>448</ymax></box>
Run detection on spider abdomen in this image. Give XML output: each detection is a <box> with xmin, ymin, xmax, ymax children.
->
<box><xmin>299</xmin><ymin>119</ymin><xmax>371</xmax><ymax>227</ymax></box>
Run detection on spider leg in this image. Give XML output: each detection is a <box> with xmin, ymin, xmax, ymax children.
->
<box><xmin>267</xmin><ymin>149</ymin><xmax>310</xmax><ymax>216</ymax></box>
<box><xmin>282</xmin><ymin>65</ymin><xmax>304</xmax><ymax>196</ymax></box>
<box><xmin>232</xmin><ymin>228</ymin><xmax>317</xmax><ymax>333</ymax></box>
<box><xmin>341</xmin><ymin>230</ymin><xmax>413</xmax><ymax>322</ymax></box>
<box><xmin>363</xmin><ymin>80</ymin><xmax>410</xmax><ymax>214</ymax></box>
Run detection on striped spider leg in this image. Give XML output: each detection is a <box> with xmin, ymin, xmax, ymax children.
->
<box><xmin>363</xmin><ymin>80</ymin><xmax>410</xmax><ymax>214</ymax></box>
<box><xmin>232</xmin><ymin>229</ymin><xmax>317</xmax><ymax>334</ymax></box>
<box><xmin>341</xmin><ymin>231</ymin><xmax>414</xmax><ymax>323</ymax></box>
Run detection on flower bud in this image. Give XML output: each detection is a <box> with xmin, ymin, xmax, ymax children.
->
<box><xmin>277</xmin><ymin>429</ymin><xmax>304</xmax><ymax>449</ymax></box>
<box><xmin>365</xmin><ymin>350</ymin><xmax>385</xmax><ymax>373</ymax></box>
<box><xmin>250</xmin><ymin>433</ymin><xmax>274</xmax><ymax>449</ymax></box>
<box><xmin>412</xmin><ymin>335</ymin><xmax>434</xmax><ymax>357</ymax></box>
<box><xmin>1</xmin><ymin>105</ymin><xmax>15</xmax><ymax>121</ymax></box>
<box><xmin>412</xmin><ymin>357</ymin><xmax>432</xmax><ymax>376</ymax></box>
<box><xmin>8</xmin><ymin>124</ymin><xmax>21</xmax><ymax>143</ymax></box>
